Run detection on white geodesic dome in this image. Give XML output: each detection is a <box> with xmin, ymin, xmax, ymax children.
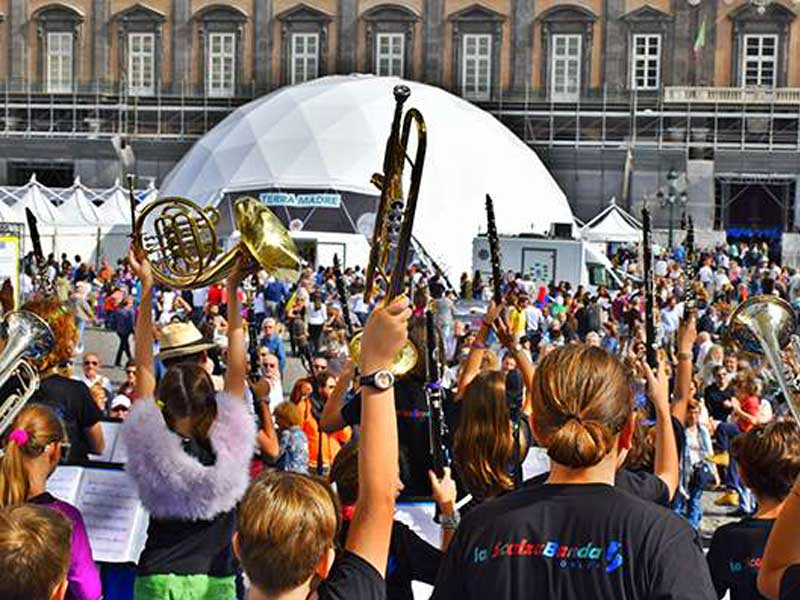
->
<box><xmin>160</xmin><ymin>75</ymin><xmax>574</xmax><ymax>277</ymax></box>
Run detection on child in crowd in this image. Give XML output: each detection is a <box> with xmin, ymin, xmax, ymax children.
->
<box><xmin>708</xmin><ymin>421</ymin><xmax>800</xmax><ymax>599</ymax></box>
<box><xmin>273</xmin><ymin>400</ymin><xmax>309</xmax><ymax>474</ymax></box>
<box><xmin>235</xmin><ymin>296</ymin><xmax>410</xmax><ymax>599</ymax></box>
<box><xmin>0</xmin><ymin>504</ymin><xmax>73</xmax><ymax>600</ymax></box>
<box><xmin>0</xmin><ymin>404</ymin><xmax>101</xmax><ymax>600</ymax></box>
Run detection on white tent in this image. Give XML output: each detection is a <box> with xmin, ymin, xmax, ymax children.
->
<box><xmin>96</xmin><ymin>184</ymin><xmax>134</xmax><ymax>227</ymax></box>
<box><xmin>12</xmin><ymin>179</ymin><xmax>60</xmax><ymax>226</ymax></box>
<box><xmin>581</xmin><ymin>198</ymin><xmax>642</xmax><ymax>244</ymax></box>
<box><xmin>160</xmin><ymin>74</ymin><xmax>574</xmax><ymax>278</ymax></box>
<box><xmin>57</xmin><ymin>185</ymin><xmax>100</xmax><ymax>226</ymax></box>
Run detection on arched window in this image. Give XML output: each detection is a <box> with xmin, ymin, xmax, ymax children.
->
<box><xmin>35</xmin><ymin>4</ymin><xmax>83</xmax><ymax>94</ymax></box>
<box><xmin>277</xmin><ymin>4</ymin><xmax>332</xmax><ymax>86</ymax></box>
<box><xmin>537</xmin><ymin>5</ymin><xmax>596</xmax><ymax>102</ymax></box>
<box><xmin>196</xmin><ymin>5</ymin><xmax>247</xmax><ymax>98</ymax></box>
<box><xmin>450</xmin><ymin>4</ymin><xmax>504</xmax><ymax>101</ymax></box>
<box><xmin>363</xmin><ymin>4</ymin><xmax>418</xmax><ymax>79</ymax></box>
<box><xmin>114</xmin><ymin>4</ymin><xmax>165</xmax><ymax>96</ymax></box>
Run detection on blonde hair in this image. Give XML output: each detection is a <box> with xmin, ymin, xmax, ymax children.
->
<box><xmin>237</xmin><ymin>472</ymin><xmax>339</xmax><ymax>596</ymax></box>
<box><xmin>532</xmin><ymin>345</ymin><xmax>633</xmax><ymax>468</ymax></box>
<box><xmin>0</xmin><ymin>405</ymin><xmax>66</xmax><ymax>507</ymax></box>
<box><xmin>274</xmin><ymin>401</ymin><xmax>303</xmax><ymax>430</ymax></box>
<box><xmin>454</xmin><ymin>370</ymin><xmax>514</xmax><ymax>499</ymax></box>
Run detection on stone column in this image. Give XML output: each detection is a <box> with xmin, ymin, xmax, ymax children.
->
<box><xmin>337</xmin><ymin>0</ymin><xmax>357</xmax><ymax>73</ymax></box>
<box><xmin>254</xmin><ymin>0</ymin><xmax>272</xmax><ymax>92</ymax></box>
<box><xmin>423</xmin><ymin>0</ymin><xmax>444</xmax><ymax>84</ymax></box>
<box><xmin>602</xmin><ymin>0</ymin><xmax>626</xmax><ymax>94</ymax></box>
<box><xmin>92</xmin><ymin>0</ymin><xmax>110</xmax><ymax>92</ymax></box>
<box><xmin>671</xmin><ymin>0</ymin><xmax>692</xmax><ymax>85</ymax></box>
<box><xmin>171</xmin><ymin>0</ymin><xmax>192</xmax><ymax>95</ymax></box>
<box><xmin>510</xmin><ymin>0</ymin><xmax>534</xmax><ymax>95</ymax></box>
<box><xmin>9</xmin><ymin>0</ymin><xmax>28</xmax><ymax>91</ymax></box>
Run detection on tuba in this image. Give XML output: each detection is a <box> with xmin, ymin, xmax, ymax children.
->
<box><xmin>132</xmin><ymin>195</ymin><xmax>301</xmax><ymax>289</ymax></box>
<box><xmin>726</xmin><ymin>295</ymin><xmax>800</xmax><ymax>423</ymax></box>
<box><xmin>348</xmin><ymin>85</ymin><xmax>426</xmax><ymax>376</ymax></box>
<box><xmin>0</xmin><ymin>311</ymin><xmax>55</xmax><ymax>442</ymax></box>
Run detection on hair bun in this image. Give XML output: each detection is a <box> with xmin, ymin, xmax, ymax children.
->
<box><xmin>547</xmin><ymin>418</ymin><xmax>613</xmax><ymax>468</ymax></box>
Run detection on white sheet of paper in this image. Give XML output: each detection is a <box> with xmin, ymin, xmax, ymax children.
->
<box><xmin>394</xmin><ymin>502</ymin><xmax>439</xmax><ymax>549</ymax></box>
<box><xmin>46</xmin><ymin>465</ymin><xmax>84</xmax><ymax>504</ymax></box>
<box><xmin>89</xmin><ymin>421</ymin><xmax>121</xmax><ymax>463</ymax></box>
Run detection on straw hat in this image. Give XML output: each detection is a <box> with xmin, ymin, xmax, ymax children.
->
<box><xmin>156</xmin><ymin>321</ymin><xmax>216</xmax><ymax>361</ymax></box>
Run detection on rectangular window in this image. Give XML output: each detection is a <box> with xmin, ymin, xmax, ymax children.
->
<box><xmin>742</xmin><ymin>34</ymin><xmax>777</xmax><ymax>87</ymax></box>
<box><xmin>462</xmin><ymin>33</ymin><xmax>492</xmax><ymax>100</ymax></box>
<box><xmin>291</xmin><ymin>33</ymin><xmax>319</xmax><ymax>85</ymax></box>
<box><xmin>47</xmin><ymin>32</ymin><xmax>73</xmax><ymax>94</ymax></box>
<box><xmin>128</xmin><ymin>33</ymin><xmax>155</xmax><ymax>96</ymax></box>
<box><xmin>551</xmin><ymin>34</ymin><xmax>581</xmax><ymax>102</ymax></box>
<box><xmin>376</xmin><ymin>33</ymin><xmax>404</xmax><ymax>77</ymax></box>
<box><xmin>631</xmin><ymin>34</ymin><xmax>661</xmax><ymax>90</ymax></box>
<box><xmin>207</xmin><ymin>32</ymin><xmax>236</xmax><ymax>98</ymax></box>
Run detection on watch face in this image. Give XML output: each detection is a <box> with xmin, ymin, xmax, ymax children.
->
<box><xmin>375</xmin><ymin>370</ymin><xmax>395</xmax><ymax>390</ymax></box>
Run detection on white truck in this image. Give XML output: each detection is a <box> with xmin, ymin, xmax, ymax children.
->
<box><xmin>472</xmin><ymin>235</ymin><xmax>623</xmax><ymax>293</ymax></box>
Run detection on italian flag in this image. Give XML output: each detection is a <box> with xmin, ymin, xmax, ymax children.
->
<box><xmin>693</xmin><ymin>16</ymin><xmax>707</xmax><ymax>60</ymax></box>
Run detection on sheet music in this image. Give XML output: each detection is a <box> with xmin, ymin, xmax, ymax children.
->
<box><xmin>394</xmin><ymin>502</ymin><xmax>438</xmax><ymax>549</ymax></box>
<box><xmin>46</xmin><ymin>466</ymin><xmax>83</xmax><ymax>504</ymax></box>
<box><xmin>89</xmin><ymin>421</ymin><xmax>122</xmax><ymax>463</ymax></box>
<box><xmin>111</xmin><ymin>430</ymin><xmax>129</xmax><ymax>464</ymax></box>
<box><xmin>75</xmin><ymin>469</ymin><xmax>148</xmax><ymax>563</ymax></box>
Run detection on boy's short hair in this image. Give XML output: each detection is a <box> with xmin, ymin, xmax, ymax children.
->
<box><xmin>0</xmin><ymin>504</ymin><xmax>72</xmax><ymax>600</ymax></box>
<box><xmin>732</xmin><ymin>421</ymin><xmax>800</xmax><ymax>501</ymax></box>
<box><xmin>237</xmin><ymin>472</ymin><xmax>340</xmax><ymax>596</ymax></box>
<box><xmin>273</xmin><ymin>401</ymin><xmax>303</xmax><ymax>429</ymax></box>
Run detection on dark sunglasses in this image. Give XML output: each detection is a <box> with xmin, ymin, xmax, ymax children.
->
<box><xmin>84</xmin><ymin>361</ymin><xmax>98</xmax><ymax>366</ymax></box>
<box><xmin>126</xmin><ymin>369</ymin><xmax>136</xmax><ymax>375</ymax></box>
<box><xmin>111</xmin><ymin>406</ymin><xmax>130</xmax><ymax>413</ymax></box>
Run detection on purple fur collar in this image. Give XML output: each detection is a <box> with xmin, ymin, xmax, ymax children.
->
<box><xmin>121</xmin><ymin>393</ymin><xmax>256</xmax><ymax>520</ymax></box>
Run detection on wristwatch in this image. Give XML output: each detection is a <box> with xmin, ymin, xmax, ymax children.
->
<box><xmin>359</xmin><ymin>369</ymin><xmax>395</xmax><ymax>391</ymax></box>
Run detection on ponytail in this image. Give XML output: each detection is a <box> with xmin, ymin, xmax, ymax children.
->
<box><xmin>0</xmin><ymin>405</ymin><xmax>66</xmax><ymax>508</ymax></box>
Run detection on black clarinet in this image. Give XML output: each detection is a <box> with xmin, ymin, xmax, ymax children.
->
<box><xmin>486</xmin><ymin>194</ymin><xmax>504</xmax><ymax>303</ymax></box>
<box><xmin>332</xmin><ymin>254</ymin><xmax>355</xmax><ymax>338</ymax></box>
<box><xmin>425</xmin><ymin>309</ymin><xmax>448</xmax><ymax>479</ymax></box>
<box><xmin>682</xmin><ymin>216</ymin><xmax>696</xmax><ymax>320</ymax></box>
<box><xmin>641</xmin><ymin>206</ymin><xmax>658</xmax><ymax>370</ymax></box>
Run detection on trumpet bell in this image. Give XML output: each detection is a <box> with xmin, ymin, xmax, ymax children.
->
<box><xmin>348</xmin><ymin>332</ymin><xmax>419</xmax><ymax>377</ymax></box>
<box><xmin>727</xmin><ymin>295</ymin><xmax>796</xmax><ymax>356</ymax></box>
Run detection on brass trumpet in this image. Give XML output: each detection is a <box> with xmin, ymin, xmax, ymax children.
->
<box><xmin>132</xmin><ymin>195</ymin><xmax>301</xmax><ymax>289</ymax></box>
<box><xmin>349</xmin><ymin>85</ymin><xmax>427</xmax><ymax>376</ymax></box>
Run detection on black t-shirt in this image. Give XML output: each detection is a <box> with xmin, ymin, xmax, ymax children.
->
<box><xmin>704</xmin><ymin>384</ymin><xmax>734</xmax><ymax>421</ymax></box>
<box><xmin>342</xmin><ymin>378</ymin><xmax>458</xmax><ymax>498</ymax></box>
<box><xmin>137</xmin><ymin>438</ymin><xmax>237</xmax><ymax>577</ymax></box>
<box><xmin>707</xmin><ymin>518</ymin><xmax>774</xmax><ymax>600</ymax></box>
<box><xmin>339</xmin><ymin>519</ymin><xmax>440</xmax><ymax>600</ymax></box>
<box><xmin>781</xmin><ymin>564</ymin><xmax>800</xmax><ymax>600</ymax></box>
<box><xmin>526</xmin><ymin>468</ymin><xmax>671</xmax><ymax>507</ymax></box>
<box><xmin>432</xmin><ymin>483</ymin><xmax>715</xmax><ymax>600</ymax></box>
<box><xmin>317</xmin><ymin>550</ymin><xmax>385</xmax><ymax>600</ymax></box>
<box><xmin>29</xmin><ymin>375</ymin><xmax>103</xmax><ymax>463</ymax></box>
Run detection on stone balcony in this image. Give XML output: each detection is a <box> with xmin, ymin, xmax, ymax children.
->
<box><xmin>664</xmin><ymin>86</ymin><xmax>800</xmax><ymax>105</ymax></box>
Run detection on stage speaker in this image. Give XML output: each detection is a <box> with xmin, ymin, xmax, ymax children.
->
<box><xmin>550</xmin><ymin>223</ymin><xmax>573</xmax><ymax>239</ymax></box>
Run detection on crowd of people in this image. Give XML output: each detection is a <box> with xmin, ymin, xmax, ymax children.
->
<box><xmin>0</xmin><ymin>235</ymin><xmax>800</xmax><ymax>600</ymax></box>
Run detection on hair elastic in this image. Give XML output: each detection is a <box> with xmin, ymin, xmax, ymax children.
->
<box><xmin>564</xmin><ymin>412</ymin><xmax>583</xmax><ymax>425</ymax></box>
<box><xmin>8</xmin><ymin>429</ymin><xmax>29</xmax><ymax>447</ymax></box>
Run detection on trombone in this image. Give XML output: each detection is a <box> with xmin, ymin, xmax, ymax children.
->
<box><xmin>349</xmin><ymin>85</ymin><xmax>426</xmax><ymax>375</ymax></box>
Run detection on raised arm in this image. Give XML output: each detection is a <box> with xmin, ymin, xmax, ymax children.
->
<box><xmin>224</xmin><ymin>259</ymin><xmax>248</xmax><ymax>398</ymax></box>
<box><xmin>758</xmin><ymin>477</ymin><xmax>800</xmax><ymax>599</ymax></box>
<box><xmin>128</xmin><ymin>248</ymin><xmax>156</xmax><ymax>399</ymax></box>
<box><xmin>456</xmin><ymin>301</ymin><xmax>502</xmax><ymax>399</ymax></box>
<box><xmin>345</xmin><ymin>296</ymin><xmax>410</xmax><ymax>575</ymax></box>
<box><xmin>643</xmin><ymin>358</ymin><xmax>679</xmax><ymax>501</ymax></box>
<box><xmin>320</xmin><ymin>359</ymin><xmax>355</xmax><ymax>433</ymax></box>
<box><xmin>672</xmin><ymin>315</ymin><xmax>697</xmax><ymax>424</ymax></box>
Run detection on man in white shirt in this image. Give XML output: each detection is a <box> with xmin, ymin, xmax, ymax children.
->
<box><xmin>524</xmin><ymin>301</ymin><xmax>544</xmax><ymax>337</ymax></box>
<box><xmin>258</xmin><ymin>350</ymin><xmax>284</xmax><ymax>410</ymax></box>
<box><xmin>74</xmin><ymin>352</ymin><xmax>113</xmax><ymax>405</ymax></box>
<box><xmin>698</xmin><ymin>260</ymin><xmax>714</xmax><ymax>291</ymax></box>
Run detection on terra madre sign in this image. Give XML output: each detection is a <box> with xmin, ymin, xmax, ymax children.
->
<box><xmin>259</xmin><ymin>192</ymin><xmax>341</xmax><ymax>209</ymax></box>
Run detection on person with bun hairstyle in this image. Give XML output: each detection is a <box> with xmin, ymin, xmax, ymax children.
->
<box><xmin>122</xmin><ymin>249</ymin><xmax>255</xmax><ymax>599</ymax></box>
<box><xmin>708</xmin><ymin>421</ymin><xmax>800</xmax><ymax>600</ymax></box>
<box><xmin>432</xmin><ymin>344</ymin><xmax>715</xmax><ymax>600</ymax></box>
<box><xmin>0</xmin><ymin>404</ymin><xmax>101</xmax><ymax>600</ymax></box>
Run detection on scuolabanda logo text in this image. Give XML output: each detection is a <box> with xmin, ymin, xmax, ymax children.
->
<box><xmin>471</xmin><ymin>539</ymin><xmax>624</xmax><ymax>574</ymax></box>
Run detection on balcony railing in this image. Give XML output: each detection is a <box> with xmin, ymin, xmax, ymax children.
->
<box><xmin>665</xmin><ymin>86</ymin><xmax>800</xmax><ymax>105</ymax></box>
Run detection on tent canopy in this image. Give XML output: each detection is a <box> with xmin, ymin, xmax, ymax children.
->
<box><xmin>57</xmin><ymin>185</ymin><xmax>100</xmax><ymax>226</ymax></box>
<box><xmin>581</xmin><ymin>198</ymin><xmax>642</xmax><ymax>244</ymax></box>
<box><xmin>160</xmin><ymin>75</ymin><xmax>574</xmax><ymax>277</ymax></box>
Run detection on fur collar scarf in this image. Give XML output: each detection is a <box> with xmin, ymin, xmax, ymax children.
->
<box><xmin>122</xmin><ymin>392</ymin><xmax>256</xmax><ymax>520</ymax></box>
